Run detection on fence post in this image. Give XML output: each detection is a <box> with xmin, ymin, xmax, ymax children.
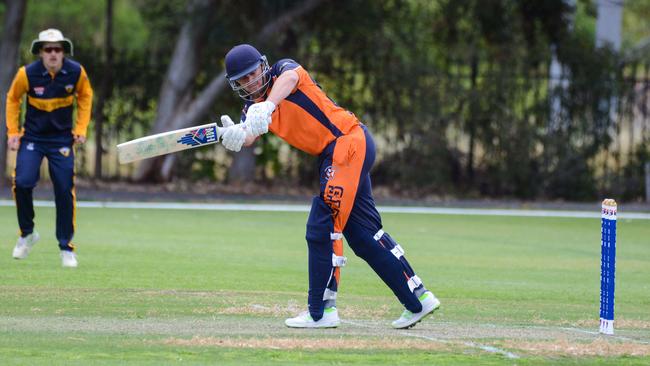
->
<box><xmin>645</xmin><ymin>162</ymin><xmax>650</xmax><ymax>203</ymax></box>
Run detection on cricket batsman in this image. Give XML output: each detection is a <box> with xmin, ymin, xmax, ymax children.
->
<box><xmin>219</xmin><ymin>44</ymin><xmax>440</xmax><ymax>328</ymax></box>
<box><xmin>5</xmin><ymin>29</ymin><xmax>93</xmax><ymax>267</ymax></box>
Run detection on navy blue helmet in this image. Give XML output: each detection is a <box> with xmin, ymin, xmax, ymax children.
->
<box><xmin>225</xmin><ymin>44</ymin><xmax>271</xmax><ymax>101</ymax></box>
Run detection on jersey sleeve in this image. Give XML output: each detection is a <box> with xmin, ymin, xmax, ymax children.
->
<box><xmin>271</xmin><ymin>59</ymin><xmax>300</xmax><ymax>76</ymax></box>
<box><xmin>5</xmin><ymin>67</ymin><xmax>29</xmax><ymax>137</ymax></box>
<box><xmin>72</xmin><ymin>66</ymin><xmax>94</xmax><ymax>136</ymax></box>
<box><xmin>271</xmin><ymin>59</ymin><xmax>303</xmax><ymax>94</ymax></box>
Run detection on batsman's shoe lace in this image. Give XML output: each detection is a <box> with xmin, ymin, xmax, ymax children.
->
<box><xmin>12</xmin><ymin>231</ymin><xmax>40</xmax><ymax>259</ymax></box>
<box><xmin>285</xmin><ymin>307</ymin><xmax>340</xmax><ymax>328</ymax></box>
<box><xmin>60</xmin><ymin>250</ymin><xmax>78</xmax><ymax>268</ymax></box>
<box><xmin>391</xmin><ymin>291</ymin><xmax>440</xmax><ymax>329</ymax></box>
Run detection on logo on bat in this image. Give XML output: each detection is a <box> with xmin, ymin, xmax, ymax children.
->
<box><xmin>177</xmin><ymin>126</ymin><xmax>218</xmax><ymax>147</ymax></box>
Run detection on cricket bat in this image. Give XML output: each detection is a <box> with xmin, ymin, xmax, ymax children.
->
<box><xmin>117</xmin><ymin>123</ymin><xmax>223</xmax><ymax>164</ymax></box>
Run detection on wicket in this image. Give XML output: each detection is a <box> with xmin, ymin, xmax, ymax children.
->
<box><xmin>599</xmin><ymin>198</ymin><xmax>617</xmax><ymax>335</ymax></box>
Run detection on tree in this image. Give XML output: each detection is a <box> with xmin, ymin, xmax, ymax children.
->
<box><xmin>0</xmin><ymin>0</ymin><xmax>28</xmax><ymax>185</ymax></box>
<box><xmin>133</xmin><ymin>0</ymin><xmax>325</xmax><ymax>182</ymax></box>
<box><xmin>92</xmin><ymin>0</ymin><xmax>114</xmax><ymax>179</ymax></box>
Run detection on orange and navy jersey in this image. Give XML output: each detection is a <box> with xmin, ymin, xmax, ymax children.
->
<box><xmin>5</xmin><ymin>58</ymin><xmax>93</xmax><ymax>144</ymax></box>
<box><xmin>242</xmin><ymin>59</ymin><xmax>359</xmax><ymax>156</ymax></box>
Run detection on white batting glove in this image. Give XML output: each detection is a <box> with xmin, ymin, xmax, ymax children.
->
<box><xmin>246</xmin><ymin>101</ymin><xmax>275</xmax><ymax>136</ymax></box>
<box><xmin>220</xmin><ymin>115</ymin><xmax>246</xmax><ymax>152</ymax></box>
<box><xmin>220</xmin><ymin>114</ymin><xmax>235</xmax><ymax>128</ymax></box>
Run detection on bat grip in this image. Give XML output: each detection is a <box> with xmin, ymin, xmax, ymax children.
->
<box><xmin>215</xmin><ymin>123</ymin><xmax>253</xmax><ymax>140</ymax></box>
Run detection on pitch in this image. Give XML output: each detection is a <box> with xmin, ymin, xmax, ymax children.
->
<box><xmin>0</xmin><ymin>205</ymin><xmax>648</xmax><ymax>365</ymax></box>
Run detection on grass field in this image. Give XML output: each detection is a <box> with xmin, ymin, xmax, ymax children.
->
<box><xmin>0</xmin><ymin>204</ymin><xmax>649</xmax><ymax>365</ymax></box>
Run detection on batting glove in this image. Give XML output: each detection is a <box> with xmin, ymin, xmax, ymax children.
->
<box><xmin>220</xmin><ymin>115</ymin><xmax>246</xmax><ymax>152</ymax></box>
<box><xmin>246</xmin><ymin>101</ymin><xmax>275</xmax><ymax>136</ymax></box>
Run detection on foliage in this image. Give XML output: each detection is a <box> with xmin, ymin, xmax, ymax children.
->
<box><xmin>18</xmin><ymin>0</ymin><xmax>147</xmax><ymax>60</ymax></box>
<box><xmin>620</xmin><ymin>143</ymin><xmax>650</xmax><ymax>201</ymax></box>
<box><xmin>5</xmin><ymin>0</ymin><xmax>649</xmax><ymax>200</ymax></box>
<box><xmin>622</xmin><ymin>0</ymin><xmax>650</xmax><ymax>49</ymax></box>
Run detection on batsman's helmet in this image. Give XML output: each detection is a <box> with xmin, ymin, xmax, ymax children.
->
<box><xmin>225</xmin><ymin>44</ymin><xmax>271</xmax><ymax>101</ymax></box>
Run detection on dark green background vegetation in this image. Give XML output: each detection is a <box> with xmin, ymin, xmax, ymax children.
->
<box><xmin>1</xmin><ymin>0</ymin><xmax>649</xmax><ymax>201</ymax></box>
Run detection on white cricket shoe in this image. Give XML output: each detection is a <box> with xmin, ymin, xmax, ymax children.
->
<box><xmin>60</xmin><ymin>250</ymin><xmax>78</xmax><ymax>268</ymax></box>
<box><xmin>12</xmin><ymin>231</ymin><xmax>40</xmax><ymax>259</ymax></box>
<box><xmin>391</xmin><ymin>291</ymin><xmax>440</xmax><ymax>329</ymax></box>
<box><xmin>285</xmin><ymin>307</ymin><xmax>340</xmax><ymax>328</ymax></box>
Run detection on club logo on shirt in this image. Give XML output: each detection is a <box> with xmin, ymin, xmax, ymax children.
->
<box><xmin>33</xmin><ymin>86</ymin><xmax>45</xmax><ymax>96</ymax></box>
<box><xmin>323</xmin><ymin>166</ymin><xmax>336</xmax><ymax>181</ymax></box>
<box><xmin>26</xmin><ymin>143</ymin><xmax>35</xmax><ymax>151</ymax></box>
<box><xmin>65</xmin><ymin>84</ymin><xmax>74</xmax><ymax>93</ymax></box>
<box><xmin>59</xmin><ymin>147</ymin><xmax>71</xmax><ymax>157</ymax></box>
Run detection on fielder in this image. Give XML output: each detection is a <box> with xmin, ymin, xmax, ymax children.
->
<box><xmin>220</xmin><ymin>44</ymin><xmax>440</xmax><ymax>328</ymax></box>
<box><xmin>5</xmin><ymin>29</ymin><xmax>93</xmax><ymax>267</ymax></box>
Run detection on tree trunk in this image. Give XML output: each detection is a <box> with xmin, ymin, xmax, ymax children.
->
<box><xmin>595</xmin><ymin>0</ymin><xmax>622</xmax><ymax>52</ymax></box>
<box><xmin>645</xmin><ymin>162</ymin><xmax>650</xmax><ymax>203</ymax></box>
<box><xmin>132</xmin><ymin>0</ymin><xmax>220</xmax><ymax>181</ymax></box>
<box><xmin>0</xmin><ymin>0</ymin><xmax>27</xmax><ymax>186</ymax></box>
<box><xmin>93</xmin><ymin>0</ymin><xmax>114</xmax><ymax>180</ymax></box>
<box><xmin>133</xmin><ymin>0</ymin><xmax>325</xmax><ymax>182</ymax></box>
<box><xmin>466</xmin><ymin>52</ymin><xmax>479</xmax><ymax>185</ymax></box>
<box><xmin>228</xmin><ymin>146</ymin><xmax>256</xmax><ymax>183</ymax></box>
<box><xmin>595</xmin><ymin>0</ymin><xmax>623</xmax><ymax>191</ymax></box>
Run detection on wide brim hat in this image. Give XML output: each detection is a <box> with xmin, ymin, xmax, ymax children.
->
<box><xmin>30</xmin><ymin>28</ymin><xmax>73</xmax><ymax>55</ymax></box>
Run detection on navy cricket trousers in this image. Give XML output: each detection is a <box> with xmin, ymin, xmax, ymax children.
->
<box><xmin>305</xmin><ymin>124</ymin><xmax>425</xmax><ymax>320</ymax></box>
<box><xmin>12</xmin><ymin>140</ymin><xmax>76</xmax><ymax>251</ymax></box>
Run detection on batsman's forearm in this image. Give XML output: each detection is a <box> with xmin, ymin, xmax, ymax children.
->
<box><xmin>266</xmin><ymin>70</ymin><xmax>299</xmax><ymax>106</ymax></box>
<box><xmin>243</xmin><ymin>133</ymin><xmax>257</xmax><ymax>147</ymax></box>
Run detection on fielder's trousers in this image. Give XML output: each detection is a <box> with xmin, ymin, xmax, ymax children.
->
<box><xmin>12</xmin><ymin>140</ymin><xmax>76</xmax><ymax>251</ymax></box>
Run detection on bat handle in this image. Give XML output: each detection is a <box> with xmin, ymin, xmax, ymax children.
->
<box><xmin>214</xmin><ymin>123</ymin><xmax>252</xmax><ymax>140</ymax></box>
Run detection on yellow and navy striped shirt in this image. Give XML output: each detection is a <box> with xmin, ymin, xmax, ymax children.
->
<box><xmin>6</xmin><ymin>58</ymin><xmax>93</xmax><ymax>144</ymax></box>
